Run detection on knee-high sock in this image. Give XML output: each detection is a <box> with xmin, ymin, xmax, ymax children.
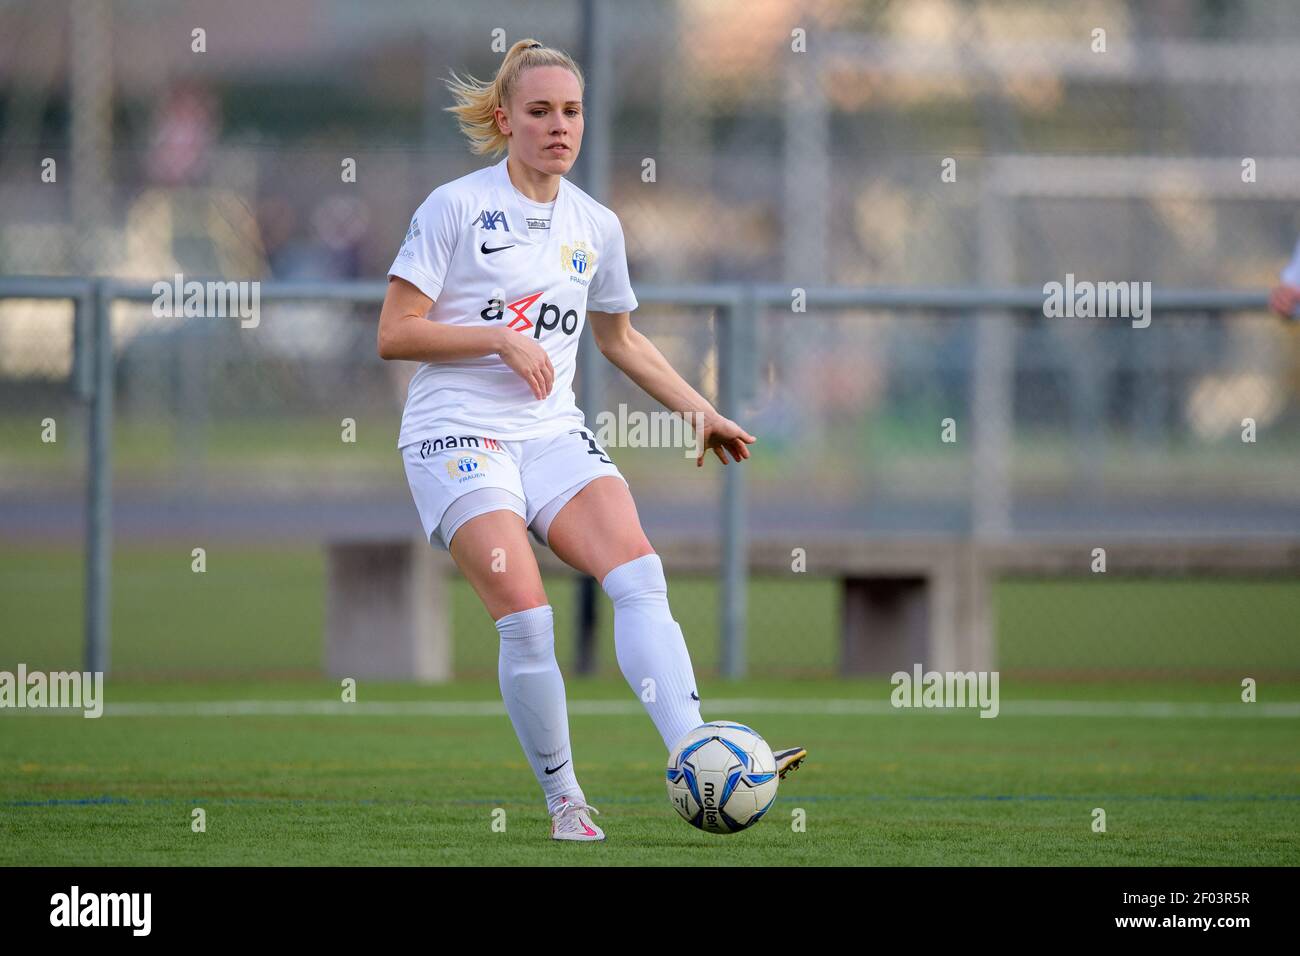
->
<box><xmin>601</xmin><ymin>553</ymin><xmax>704</xmax><ymax>751</ymax></box>
<box><xmin>495</xmin><ymin>605</ymin><xmax>584</xmax><ymax>815</ymax></box>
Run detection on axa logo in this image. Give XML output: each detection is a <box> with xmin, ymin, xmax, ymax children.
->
<box><xmin>473</xmin><ymin>209</ymin><xmax>509</xmax><ymax>231</ymax></box>
<box><xmin>481</xmin><ymin>291</ymin><xmax>579</xmax><ymax>339</ymax></box>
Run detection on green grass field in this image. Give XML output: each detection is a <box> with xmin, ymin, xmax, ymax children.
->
<box><xmin>1</xmin><ymin>544</ymin><xmax>1297</xmax><ymax>865</ymax></box>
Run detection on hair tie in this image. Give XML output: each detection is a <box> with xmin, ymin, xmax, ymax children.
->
<box><xmin>527</xmin><ymin>42</ymin><xmax>542</xmax><ymax>49</ymax></box>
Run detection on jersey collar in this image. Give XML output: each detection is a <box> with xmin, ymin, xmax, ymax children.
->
<box><xmin>493</xmin><ymin>155</ymin><xmax>569</xmax><ymax>244</ymax></box>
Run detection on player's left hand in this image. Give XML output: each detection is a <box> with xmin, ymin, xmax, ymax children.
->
<box><xmin>695</xmin><ymin>414</ymin><xmax>756</xmax><ymax>468</ymax></box>
<box><xmin>1268</xmin><ymin>283</ymin><xmax>1300</xmax><ymax>320</ymax></box>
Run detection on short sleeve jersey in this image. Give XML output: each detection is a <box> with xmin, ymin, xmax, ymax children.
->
<box><xmin>388</xmin><ymin>156</ymin><xmax>639</xmax><ymax>447</ymax></box>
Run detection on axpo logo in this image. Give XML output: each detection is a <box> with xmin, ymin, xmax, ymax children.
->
<box><xmin>481</xmin><ymin>290</ymin><xmax>579</xmax><ymax>339</ymax></box>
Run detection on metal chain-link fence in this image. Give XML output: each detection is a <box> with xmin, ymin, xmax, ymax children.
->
<box><xmin>2</xmin><ymin>280</ymin><xmax>1296</xmax><ymax>680</ymax></box>
<box><xmin>2</xmin><ymin>0</ymin><xmax>1299</xmax><ymax>680</ymax></box>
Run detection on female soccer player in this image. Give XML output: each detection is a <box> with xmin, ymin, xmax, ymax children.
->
<box><xmin>377</xmin><ymin>39</ymin><xmax>805</xmax><ymax>841</ymax></box>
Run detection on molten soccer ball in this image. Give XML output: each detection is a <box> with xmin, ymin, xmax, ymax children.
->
<box><xmin>666</xmin><ymin>721</ymin><xmax>779</xmax><ymax>834</ymax></box>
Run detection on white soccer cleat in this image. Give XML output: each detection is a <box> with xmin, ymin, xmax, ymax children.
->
<box><xmin>550</xmin><ymin>796</ymin><xmax>605</xmax><ymax>842</ymax></box>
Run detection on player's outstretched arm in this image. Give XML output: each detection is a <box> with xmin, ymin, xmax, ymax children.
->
<box><xmin>589</xmin><ymin>309</ymin><xmax>756</xmax><ymax>467</ymax></box>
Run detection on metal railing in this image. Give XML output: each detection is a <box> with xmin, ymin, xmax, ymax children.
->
<box><xmin>0</xmin><ymin>275</ymin><xmax>1285</xmax><ymax>677</ymax></box>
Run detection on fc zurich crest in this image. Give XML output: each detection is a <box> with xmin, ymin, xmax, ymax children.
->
<box><xmin>561</xmin><ymin>241</ymin><xmax>597</xmax><ymax>277</ymax></box>
<box><xmin>445</xmin><ymin>454</ymin><xmax>488</xmax><ymax>480</ymax></box>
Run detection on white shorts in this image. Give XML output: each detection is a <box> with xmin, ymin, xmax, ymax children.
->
<box><xmin>401</xmin><ymin>425</ymin><xmax>627</xmax><ymax>551</ymax></box>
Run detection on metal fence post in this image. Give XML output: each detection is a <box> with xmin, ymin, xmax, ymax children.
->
<box><xmin>572</xmin><ymin>0</ymin><xmax>612</xmax><ymax>676</ymax></box>
<box><xmin>972</xmin><ymin>186</ymin><xmax>1015</xmax><ymax>539</ymax></box>
<box><xmin>718</xmin><ymin>289</ymin><xmax>749</xmax><ymax>679</ymax></box>
<box><xmin>72</xmin><ymin>284</ymin><xmax>94</xmax><ymax>401</ymax></box>
<box><xmin>84</xmin><ymin>278</ymin><xmax>113</xmax><ymax>675</ymax></box>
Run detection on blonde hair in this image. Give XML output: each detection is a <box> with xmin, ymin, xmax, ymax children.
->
<box><xmin>443</xmin><ymin>39</ymin><xmax>586</xmax><ymax>157</ymax></box>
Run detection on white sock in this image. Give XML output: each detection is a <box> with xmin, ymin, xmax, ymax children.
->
<box><xmin>495</xmin><ymin>605</ymin><xmax>585</xmax><ymax>816</ymax></box>
<box><xmin>601</xmin><ymin>553</ymin><xmax>704</xmax><ymax>751</ymax></box>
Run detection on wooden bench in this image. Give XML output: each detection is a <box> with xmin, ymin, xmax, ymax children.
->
<box><xmin>324</xmin><ymin>536</ymin><xmax>1300</xmax><ymax>681</ymax></box>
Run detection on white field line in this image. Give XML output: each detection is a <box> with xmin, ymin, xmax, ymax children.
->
<box><xmin>9</xmin><ymin>698</ymin><xmax>1292</xmax><ymax>719</ymax></box>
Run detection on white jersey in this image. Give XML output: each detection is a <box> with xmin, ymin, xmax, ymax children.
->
<box><xmin>388</xmin><ymin>156</ymin><xmax>639</xmax><ymax>447</ymax></box>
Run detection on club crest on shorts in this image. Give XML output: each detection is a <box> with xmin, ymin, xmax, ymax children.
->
<box><xmin>445</xmin><ymin>454</ymin><xmax>489</xmax><ymax>482</ymax></box>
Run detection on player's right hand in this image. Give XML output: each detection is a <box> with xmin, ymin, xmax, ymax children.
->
<box><xmin>496</xmin><ymin>331</ymin><xmax>555</xmax><ymax>400</ymax></box>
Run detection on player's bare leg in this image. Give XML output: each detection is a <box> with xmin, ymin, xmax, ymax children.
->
<box><xmin>547</xmin><ymin>478</ymin><xmax>808</xmax><ymax>779</ymax></box>
<box><xmin>547</xmin><ymin>477</ymin><xmax>707</xmax><ymax>747</ymax></box>
<box><xmin>543</xmin><ymin>476</ymin><xmax>656</xmax><ymax>582</ymax></box>
<box><xmin>449</xmin><ymin>510</ymin><xmax>603</xmax><ymax>841</ymax></box>
<box><xmin>448</xmin><ymin>508</ymin><xmax>547</xmax><ymax>620</ymax></box>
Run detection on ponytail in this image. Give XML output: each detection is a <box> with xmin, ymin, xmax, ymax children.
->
<box><xmin>443</xmin><ymin>39</ymin><xmax>585</xmax><ymax>157</ymax></box>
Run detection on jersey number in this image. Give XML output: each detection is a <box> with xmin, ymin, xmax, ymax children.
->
<box><xmin>571</xmin><ymin>428</ymin><xmax>612</xmax><ymax>464</ymax></box>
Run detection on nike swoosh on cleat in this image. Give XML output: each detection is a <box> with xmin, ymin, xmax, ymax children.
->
<box><xmin>544</xmin><ymin>760</ymin><xmax>570</xmax><ymax>775</ymax></box>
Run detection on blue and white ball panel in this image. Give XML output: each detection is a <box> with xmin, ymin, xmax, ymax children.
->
<box><xmin>666</xmin><ymin>720</ymin><xmax>778</xmax><ymax>834</ymax></box>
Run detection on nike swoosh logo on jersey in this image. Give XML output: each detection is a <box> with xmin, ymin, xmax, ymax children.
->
<box><xmin>544</xmin><ymin>760</ymin><xmax>570</xmax><ymax>775</ymax></box>
<box><xmin>481</xmin><ymin>242</ymin><xmax>515</xmax><ymax>255</ymax></box>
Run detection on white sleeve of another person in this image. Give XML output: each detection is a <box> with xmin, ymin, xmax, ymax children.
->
<box><xmin>587</xmin><ymin>212</ymin><xmax>639</xmax><ymax>314</ymax></box>
<box><xmin>388</xmin><ymin>187</ymin><xmax>459</xmax><ymax>302</ymax></box>
<box><xmin>1281</xmin><ymin>235</ymin><xmax>1300</xmax><ymax>287</ymax></box>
